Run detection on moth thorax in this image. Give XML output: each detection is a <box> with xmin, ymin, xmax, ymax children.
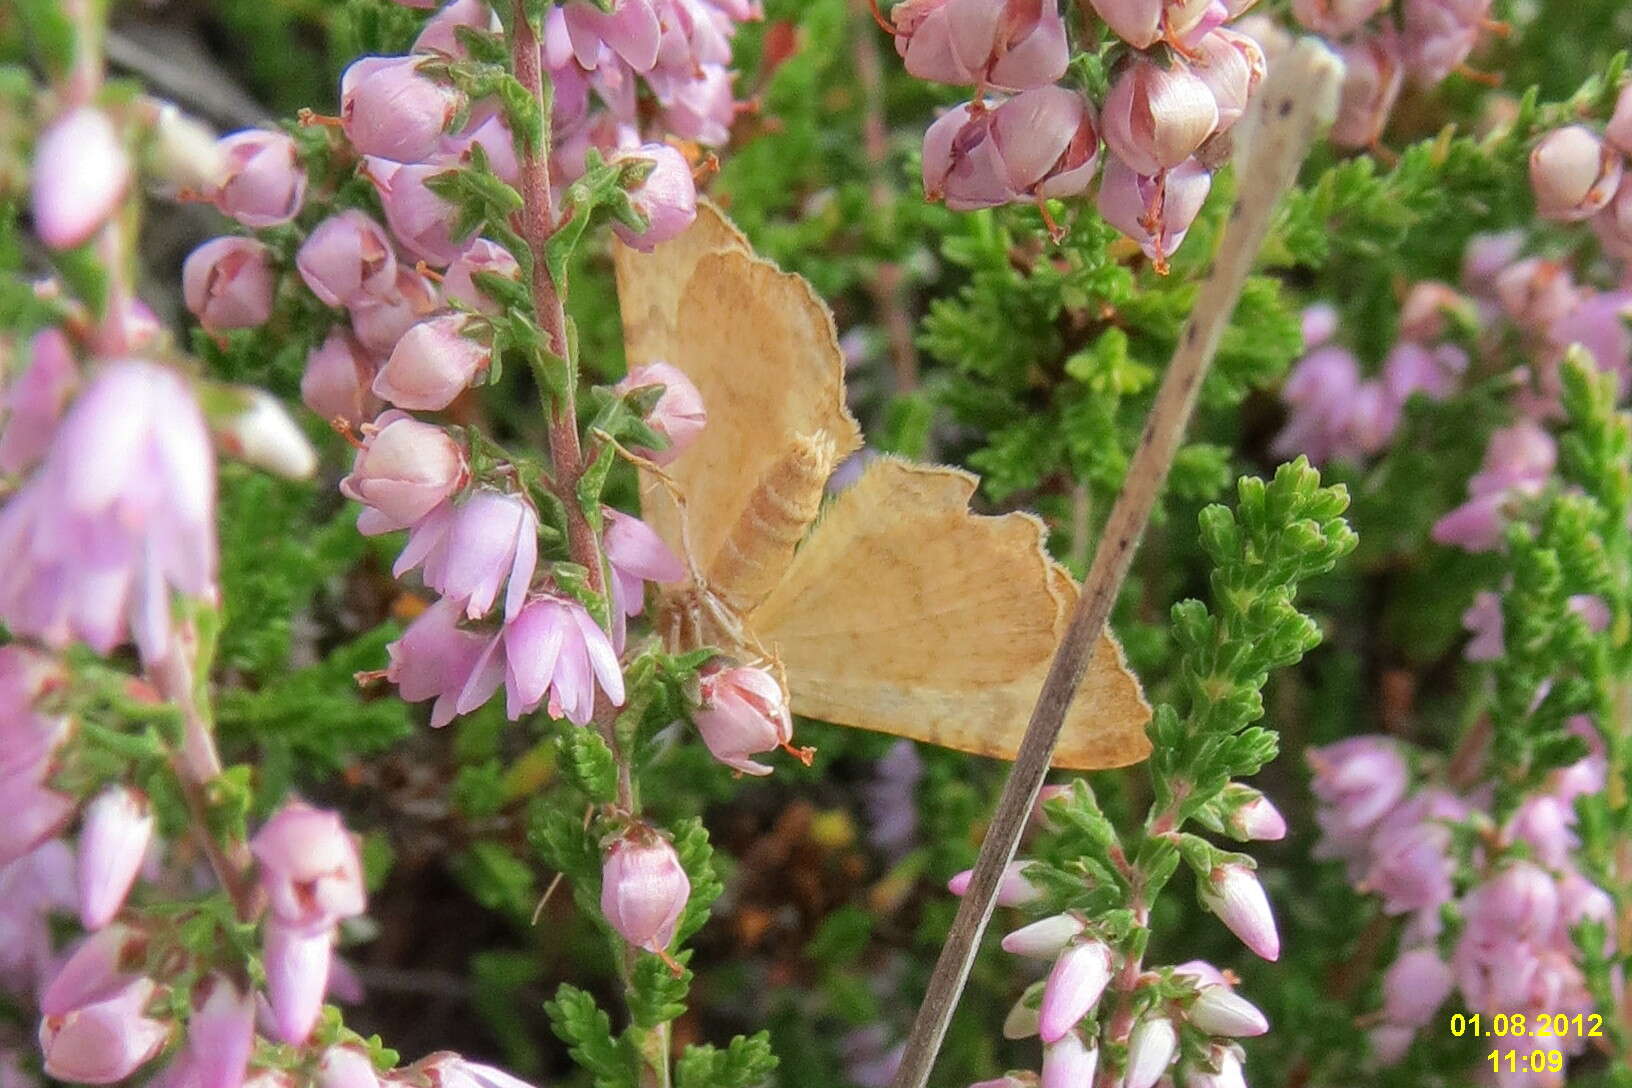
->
<box><xmin>706</xmin><ymin>430</ymin><xmax>835</xmax><ymax>616</ymax></box>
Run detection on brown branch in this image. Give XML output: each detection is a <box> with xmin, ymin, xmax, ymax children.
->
<box><xmin>887</xmin><ymin>41</ymin><xmax>1345</xmax><ymax>1088</ymax></box>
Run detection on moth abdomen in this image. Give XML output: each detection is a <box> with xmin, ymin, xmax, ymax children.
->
<box><xmin>707</xmin><ymin>430</ymin><xmax>835</xmax><ymax>616</ymax></box>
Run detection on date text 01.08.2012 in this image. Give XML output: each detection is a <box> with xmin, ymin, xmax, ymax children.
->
<box><xmin>1449</xmin><ymin>1012</ymin><xmax>1605</xmax><ymax>1039</ymax></box>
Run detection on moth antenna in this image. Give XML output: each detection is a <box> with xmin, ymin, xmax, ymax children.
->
<box><xmin>706</xmin><ymin>430</ymin><xmax>836</xmax><ymax>616</ymax></box>
<box><xmin>597</xmin><ymin>427</ymin><xmax>709</xmax><ymax>588</ymax></box>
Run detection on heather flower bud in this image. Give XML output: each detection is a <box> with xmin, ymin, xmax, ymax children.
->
<box><xmin>298</xmin><ymin>211</ymin><xmax>398</xmax><ymax>308</ymax></box>
<box><xmin>1493</xmin><ymin>257</ymin><xmax>1577</xmax><ymax>330</ymax></box>
<box><xmin>611</xmin><ymin>144</ymin><xmax>700</xmax><ymax>252</ymax></box>
<box><xmin>1200</xmin><ymin>864</ymin><xmax>1279</xmax><ymax>960</ymax></box>
<box><xmin>42</xmin><ymin>925</ymin><xmax>145</xmax><ymax>1017</ymax></box>
<box><xmin>1123</xmin><ymin>1015</ymin><xmax>1178</xmax><ymax>1088</ymax></box>
<box><xmin>1040</xmin><ymin>1032</ymin><xmax>1096</xmax><ymax>1088</ymax></box>
<box><xmin>1608</xmin><ymin>84</ymin><xmax>1632</xmax><ymax>156</ymax></box>
<box><xmin>1330</xmin><ymin>33</ymin><xmax>1403</xmax><ymax>150</ymax></box>
<box><xmin>615</xmin><ymin>361</ymin><xmax>707</xmax><ymax>464</ymax></box>
<box><xmin>0</xmin><ymin>326</ymin><xmax>78</xmax><ymax>474</ymax></box>
<box><xmin>302</xmin><ymin>329</ymin><xmax>382</xmax><ymax>428</ymax></box>
<box><xmin>1101</xmin><ymin>58</ymin><xmax>1218</xmax><ymax>177</ymax></box>
<box><xmin>1185</xmin><ymin>1044</ymin><xmax>1249</xmax><ymax>1088</ymax></box>
<box><xmin>600</xmin><ymin>828</ymin><xmax>690</xmax><ymax>954</ymax></box>
<box><xmin>1291</xmin><ymin>0</ymin><xmax>1388</xmax><ymax>37</ymax></box>
<box><xmin>1530</xmin><ymin>125</ymin><xmax>1624</xmax><ymax>221</ymax></box>
<box><xmin>32</xmin><ymin>107</ymin><xmax>131</xmax><ymax>250</ymax></box>
<box><xmin>414</xmin><ymin>0</ymin><xmax>502</xmax><ymax>60</ymax></box>
<box><xmin>341</xmin><ymin>55</ymin><xmax>464</xmax><ymax>164</ymax></box>
<box><xmin>77</xmin><ymin>786</ymin><xmax>154</xmax><ymax>930</ymax></box>
<box><xmin>693</xmin><ymin>665</ymin><xmax>791</xmax><ymax>775</ymax></box>
<box><xmin>39</xmin><ymin>978</ymin><xmax>170</xmax><ymax>1084</ymax></box>
<box><xmin>183</xmin><ymin>236</ymin><xmax>276</xmax><ymax>333</ymax></box>
<box><xmin>251</xmin><ymin>801</ymin><xmax>366</xmax><ymax>932</ymax></box>
<box><xmin>188</xmin><ymin>975</ymin><xmax>256</xmax><ymax>1088</ymax></box>
<box><xmin>146</xmin><ymin>101</ymin><xmax>224</xmax><ymax>196</ymax></box>
<box><xmin>1096</xmin><ymin>156</ymin><xmax>1212</xmax><ymax>267</ymax></box>
<box><xmin>320</xmin><ymin>1046</ymin><xmax>381</xmax><ymax>1088</ymax></box>
<box><xmin>209</xmin><ymin>387</ymin><xmax>319</xmax><ymax>480</ymax></box>
<box><xmin>209</xmin><ymin>129</ymin><xmax>306</xmax><ymax>228</ymax></box>
<box><xmin>892</xmin><ymin>0</ymin><xmax>1070</xmax><ymax>92</ymax></box>
<box><xmin>1002</xmin><ymin>986</ymin><xmax>1042</xmax><ymax>1039</ymax></box>
<box><xmin>948</xmin><ymin>860</ymin><xmax>1043</xmax><ymax>906</ymax></box>
<box><xmin>1037</xmin><ymin>940</ymin><xmax>1112</xmax><ymax>1043</ymax></box>
<box><xmin>341</xmin><ymin>411</ymin><xmax>468</xmax><ymax>533</ymax></box>
<box><xmin>1188</xmin><ymin>984</ymin><xmax>1269</xmax><ymax>1037</ymax></box>
<box><xmin>364</xmin><ymin>159</ymin><xmax>474</xmax><ymax>267</ymax></box>
<box><xmin>373</xmin><ymin>313</ymin><xmax>494</xmax><ymax>411</ymax></box>
<box><xmin>922</xmin><ymin>88</ymin><xmax>1101</xmax><ymax>210</ymax></box>
<box><xmin>1001</xmin><ymin>913</ymin><xmax>1085</xmax><ymax>959</ymax></box>
<box><xmin>1379</xmin><ymin>947</ymin><xmax>1453</xmax><ymax>1027</ymax></box>
<box><xmin>1221</xmin><ymin>786</ymin><xmax>1287</xmax><ymax>842</ymax></box>
<box><xmin>444</xmin><ymin>240</ymin><xmax>521</xmax><ymax>315</ymax></box>
<box><xmin>263</xmin><ymin>920</ymin><xmax>332</xmax><ymax>1045</ymax></box>
<box><xmin>1088</xmin><ymin>0</ymin><xmax>1163</xmax><ymax>48</ymax></box>
<box><xmin>1192</xmin><ymin>29</ymin><xmax>1264</xmax><ymax>135</ymax></box>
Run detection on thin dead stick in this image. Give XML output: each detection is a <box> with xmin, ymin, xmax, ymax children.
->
<box><xmin>887</xmin><ymin>40</ymin><xmax>1344</xmax><ymax>1088</ymax></box>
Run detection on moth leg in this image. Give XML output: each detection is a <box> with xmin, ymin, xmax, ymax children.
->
<box><xmin>595</xmin><ymin>426</ymin><xmax>709</xmax><ymax>588</ymax></box>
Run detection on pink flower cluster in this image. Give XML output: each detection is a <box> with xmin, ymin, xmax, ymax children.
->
<box><xmin>890</xmin><ymin>0</ymin><xmax>1264</xmax><ymax>267</ymax></box>
<box><xmin>1287</xmin><ymin>0</ymin><xmax>1504</xmax><ymax>150</ymax></box>
<box><xmin>1309</xmin><ymin>733</ymin><xmax>1613</xmax><ymax>1082</ymax></box>
<box><xmin>949</xmin><ymin>784</ymin><xmax>1286</xmax><ymax>1088</ymax></box>
<box><xmin>1531</xmin><ymin>86</ymin><xmax>1632</xmax><ymax>251</ymax></box>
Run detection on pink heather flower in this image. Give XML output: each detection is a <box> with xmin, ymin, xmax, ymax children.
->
<box><xmin>1001</xmin><ymin>913</ymin><xmax>1085</xmax><ymax>959</ymax></box>
<box><xmin>1382</xmin><ymin>341</ymin><xmax>1466</xmax><ymax>406</ymax></box>
<box><xmin>1101</xmin><ymin>58</ymin><xmax>1217</xmax><ymax>177</ymax></box>
<box><xmin>41</xmin><ymin>924</ymin><xmax>145</xmax><ymax>1018</ymax></box>
<box><xmin>1309</xmin><ymin>737</ymin><xmax>1410</xmax><ymax>839</ymax></box>
<box><xmin>386</xmin><ymin>596</ymin><xmax>497</xmax><ymax>727</ymax></box>
<box><xmin>0</xmin><ymin>326</ymin><xmax>78</xmax><ymax>474</ymax></box>
<box><xmin>651</xmin><ymin>63</ymin><xmax>739</xmax><ymax>147</ymax></box>
<box><xmin>891</xmin><ymin>0</ymin><xmax>1069</xmax><ymax>92</ymax></box>
<box><xmin>262</xmin><ymin>920</ymin><xmax>332</xmax><ymax>1045</ymax></box>
<box><xmin>340</xmin><ymin>410</ymin><xmax>468</xmax><ymax>534</ymax></box>
<box><xmin>0</xmin><ymin>839</ymin><xmax>77</xmax><ymax>994</ymax></box>
<box><xmin>1606</xmin><ymin>83</ymin><xmax>1632</xmax><ymax>156</ymax></box>
<box><xmin>948</xmin><ymin>860</ymin><xmax>1043</xmax><ymax>906</ymax></box>
<box><xmin>1193</xmin><ymin>29</ymin><xmax>1265</xmax><ymax>134</ymax></box>
<box><xmin>1301</xmin><ymin>302</ymin><xmax>1339</xmax><ymax>349</ymax></box>
<box><xmin>1037</xmin><ymin>940</ymin><xmax>1112</xmax><ymax>1043</ymax></box>
<box><xmin>302</xmin><ymin>329</ymin><xmax>382</xmax><ymax>428</ymax></box>
<box><xmin>1495</xmin><ymin>258</ymin><xmax>1578</xmax><ymax>331</ymax></box>
<box><xmin>562</xmin><ymin>0</ymin><xmax>663</xmax><ymax>71</ymax></box>
<box><xmin>373</xmin><ymin>313</ymin><xmax>494</xmax><ymax>411</ymax></box>
<box><xmin>611</xmin><ymin>144</ymin><xmax>700</xmax><ymax>252</ymax></box>
<box><xmin>411</xmin><ymin>1053</ymin><xmax>541</xmax><ymax>1088</ymax></box>
<box><xmin>458</xmin><ymin>594</ymin><xmax>626</xmax><ymax>723</ymax></box>
<box><xmin>1531</xmin><ymin>126</ymin><xmax>1624</xmax><ymax>221</ymax></box>
<box><xmin>363</xmin><ymin>158</ymin><xmax>474</xmax><ymax>267</ymax></box>
<box><xmin>692</xmin><ymin>665</ymin><xmax>793</xmax><ymax>775</ymax></box>
<box><xmin>395</xmin><ymin>490</ymin><xmax>539</xmax><ymax>620</ymax></box>
<box><xmin>1433</xmin><ymin>422</ymin><xmax>1555</xmax><ymax>552</ymax></box>
<box><xmin>441</xmin><ymin>112</ymin><xmax>522</xmax><ymax>187</ymax></box>
<box><xmin>1380</xmin><ymin>946</ymin><xmax>1455</xmax><ymax>1028</ymax></box>
<box><xmin>0</xmin><ymin>361</ymin><xmax>215</xmax><ymax>666</ymax></box>
<box><xmin>39</xmin><ymin>977</ymin><xmax>170</xmax><ymax>1084</ymax></box>
<box><xmin>341</xmin><ymin>55</ymin><xmax>463</xmax><ymax>164</ymax></box>
<box><xmin>32</xmin><ymin>107</ymin><xmax>131</xmax><ymax>250</ymax></box>
<box><xmin>1201</xmin><ymin>864</ymin><xmax>1279</xmax><ymax>961</ymax></box>
<box><xmin>1188</xmin><ymin>983</ymin><xmax>1269</xmax><ymax>1037</ymax></box>
<box><xmin>615</xmin><ymin>361</ymin><xmax>707</xmax><ymax>465</ymax></box>
<box><xmin>89</xmin><ymin>298</ymin><xmax>163</xmax><ymax>358</ymax></box>
<box><xmin>1186</xmin><ymin>1044</ymin><xmax>1249</xmax><ymax>1088</ymax></box>
<box><xmin>1461</xmin><ymin>230</ymin><xmax>1525</xmax><ymax>295</ymax></box>
<box><xmin>1222</xmin><ymin>787</ymin><xmax>1287</xmax><ymax>841</ymax></box>
<box><xmin>1123</xmin><ymin>1015</ymin><xmax>1178</xmax><ymax>1088</ymax></box>
<box><xmin>297</xmin><ymin>211</ymin><xmax>398</xmax><ymax>309</ymax></box>
<box><xmin>188</xmin><ymin>975</ymin><xmax>256</xmax><ymax>1088</ymax></box>
<box><xmin>600</xmin><ymin>828</ymin><xmax>690</xmax><ymax>955</ymax></box>
<box><xmin>1505</xmin><ymin>794</ymin><xmax>1576</xmax><ymax>868</ymax></box>
<box><xmin>211</xmin><ymin>387</ymin><xmax>318</xmax><ymax>480</ymax></box>
<box><xmin>1096</xmin><ymin>156</ymin><xmax>1213</xmax><ymax>266</ymax></box>
<box><xmin>443</xmin><ymin>240</ymin><xmax>522</xmax><ymax>315</ymax></box>
<box><xmin>1039</xmin><ymin>1031</ymin><xmax>1096</xmax><ymax>1088</ymax></box>
<box><xmin>1290</xmin><ymin>0</ymin><xmax>1388</xmax><ymax>37</ymax></box>
<box><xmin>1273</xmin><ymin>344</ymin><xmax>1363</xmax><ymax>463</ymax></box>
<box><xmin>1087</xmin><ymin>0</ymin><xmax>1163</xmax><ymax>48</ymax></box>
<box><xmin>319</xmin><ymin>1046</ymin><xmax>382</xmax><ymax>1088</ymax></box>
<box><xmin>921</xmin><ymin>89</ymin><xmax>1101</xmax><ymax>211</ymax></box>
<box><xmin>1330</xmin><ymin>32</ymin><xmax>1403</xmax><ymax>150</ymax></box>
<box><xmin>1401</xmin><ymin>0</ymin><xmax>1490</xmax><ymax>84</ymax></box>
<box><xmin>1369</xmin><ymin>1023</ymin><xmax>1417</xmax><ymax>1066</ymax></box>
<box><xmin>1398</xmin><ymin>281</ymin><xmax>1473</xmax><ymax>341</ymax></box>
<box><xmin>349</xmin><ymin>265</ymin><xmax>443</xmax><ymax>356</ymax></box>
<box><xmin>1464</xmin><ymin>862</ymin><xmax>1560</xmax><ymax>947</ymax></box>
<box><xmin>1172</xmin><ymin>959</ymin><xmax>1230</xmax><ymax>988</ymax></box>
<box><xmin>208</xmin><ymin>129</ymin><xmax>306</xmax><ymax>228</ymax></box>
<box><xmin>76</xmin><ymin>786</ymin><xmax>153</xmax><ymax>930</ymax></box>
<box><xmin>972</xmin><ymin>1076</ymin><xmax>1035</xmax><ymax>1088</ymax></box>
<box><xmin>1361</xmin><ymin>819</ymin><xmax>1454</xmax><ymax>916</ymax></box>
<box><xmin>414</xmin><ymin>0</ymin><xmax>502</xmax><ymax>59</ymax></box>
<box><xmin>1463</xmin><ymin>590</ymin><xmax>1505</xmax><ymax>661</ymax></box>
<box><xmin>183</xmin><ymin>236</ymin><xmax>276</xmax><ymax>333</ymax></box>
<box><xmin>1549</xmin><ymin>290</ymin><xmax>1632</xmax><ymax>393</ymax></box>
<box><xmin>251</xmin><ymin>802</ymin><xmax>366</xmax><ymax>933</ymax></box>
<box><xmin>0</xmin><ymin>781</ymin><xmax>76</xmax><ymax>870</ymax></box>
<box><xmin>604</xmin><ymin>508</ymin><xmax>683</xmax><ymax>632</ymax></box>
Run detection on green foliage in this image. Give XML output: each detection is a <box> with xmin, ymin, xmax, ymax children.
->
<box><xmin>545</xmin><ymin>985</ymin><xmax>637</xmax><ymax>1088</ymax></box>
<box><xmin>675</xmin><ymin>1032</ymin><xmax>779</xmax><ymax>1088</ymax></box>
